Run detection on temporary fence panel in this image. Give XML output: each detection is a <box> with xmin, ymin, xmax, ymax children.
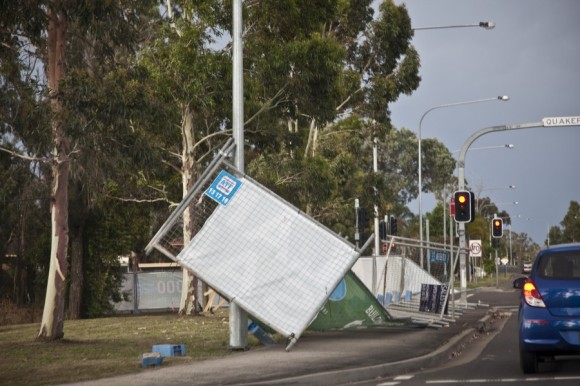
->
<box><xmin>112</xmin><ymin>271</ymin><xmax>187</xmax><ymax>313</ymax></box>
<box><xmin>382</xmin><ymin>255</ymin><xmax>441</xmax><ymax>300</ymax></box>
<box><xmin>177</xmin><ymin>169</ymin><xmax>362</xmax><ymax>342</ymax></box>
<box><xmin>144</xmin><ymin>139</ymin><xmax>238</xmax><ymax>261</ymax></box>
<box><xmin>145</xmin><ymin>141</ymin><xmax>369</xmax><ymax>344</ymax></box>
<box><xmin>137</xmin><ymin>271</ymin><xmax>182</xmax><ymax>310</ymax></box>
<box><xmin>364</xmin><ymin>236</ymin><xmax>463</xmax><ymax>326</ymax></box>
<box><xmin>353</xmin><ymin>255</ymin><xmax>441</xmax><ymax>307</ymax></box>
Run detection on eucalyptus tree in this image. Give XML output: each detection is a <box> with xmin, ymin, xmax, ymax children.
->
<box><xmin>243</xmin><ymin>0</ymin><xmax>423</xmax><ymax>235</ymax></box>
<box><xmin>561</xmin><ymin>201</ymin><xmax>580</xmax><ymax>243</ymax></box>
<box><xmin>550</xmin><ymin>200</ymin><xmax>580</xmax><ymax>244</ymax></box>
<box><xmin>0</xmin><ymin>0</ymin><xmax>161</xmax><ymax>339</ymax></box>
<box><xmin>138</xmin><ymin>0</ymin><xmax>232</xmax><ymax>315</ymax></box>
<box><xmin>0</xmin><ymin>11</ymin><xmax>52</xmax><ymax>305</ymax></box>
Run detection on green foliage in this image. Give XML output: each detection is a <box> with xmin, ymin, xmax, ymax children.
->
<box><xmin>0</xmin><ymin>0</ymin><xmax>460</xmax><ymax>316</ymax></box>
<box><xmin>550</xmin><ymin>200</ymin><xmax>580</xmax><ymax>245</ymax></box>
<box><xmin>421</xmin><ymin>138</ymin><xmax>456</xmax><ymax>195</ymax></box>
<box><xmin>82</xmin><ymin>198</ymin><xmax>161</xmax><ymax>318</ymax></box>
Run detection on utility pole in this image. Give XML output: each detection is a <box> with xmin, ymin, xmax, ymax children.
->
<box><xmin>456</xmin><ymin>116</ymin><xmax>580</xmax><ymax>302</ymax></box>
<box><xmin>372</xmin><ymin>137</ymin><xmax>379</xmax><ymax>295</ymax></box>
<box><xmin>229</xmin><ymin>0</ymin><xmax>248</xmax><ymax>350</ymax></box>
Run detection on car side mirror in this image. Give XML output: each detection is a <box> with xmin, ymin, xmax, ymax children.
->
<box><xmin>513</xmin><ymin>277</ymin><xmax>526</xmax><ymax>289</ymax></box>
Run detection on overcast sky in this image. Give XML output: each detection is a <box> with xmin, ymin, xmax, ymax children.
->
<box><xmin>383</xmin><ymin>0</ymin><xmax>580</xmax><ymax>246</ymax></box>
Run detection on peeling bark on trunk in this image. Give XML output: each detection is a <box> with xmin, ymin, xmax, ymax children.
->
<box><xmin>38</xmin><ymin>5</ymin><xmax>70</xmax><ymax>341</ymax></box>
<box><xmin>304</xmin><ymin>118</ymin><xmax>318</xmax><ymax>158</ymax></box>
<box><xmin>178</xmin><ymin>104</ymin><xmax>199</xmax><ymax>316</ymax></box>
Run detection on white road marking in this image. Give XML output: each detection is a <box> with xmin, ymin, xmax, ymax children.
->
<box><xmin>426</xmin><ymin>376</ymin><xmax>580</xmax><ymax>383</ymax></box>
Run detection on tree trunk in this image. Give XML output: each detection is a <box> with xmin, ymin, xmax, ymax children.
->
<box><xmin>67</xmin><ymin>224</ymin><xmax>84</xmax><ymax>319</ymax></box>
<box><xmin>13</xmin><ymin>216</ymin><xmax>27</xmax><ymax>306</ymax></box>
<box><xmin>38</xmin><ymin>5</ymin><xmax>70</xmax><ymax>340</ymax></box>
<box><xmin>304</xmin><ymin>118</ymin><xmax>318</xmax><ymax>158</ymax></box>
<box><xmin>178</xmin><ymin>104</ymin><xmax>199</xmax><ymax>316</ymax></box>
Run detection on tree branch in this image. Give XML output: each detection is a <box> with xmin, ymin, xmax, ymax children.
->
<box><xmin>0</xmin><ymin>146</ymin><xmax>47</xmax><ymax>162</ymax></box>
<box><xmin>244</xmin><ymin>83</ymin><xmax>289</xmax><ymax>126</ymax></box>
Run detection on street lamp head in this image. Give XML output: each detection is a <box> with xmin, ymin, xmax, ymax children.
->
<box><xmin>479</xmin><ymin>21</ymin><xmax>496</xmax><ymax>30</ymax></box>
<box><xmin>505</xmin><ymin>143</ymin><xmax>515</xmax><ymax>148</ymax></box>
<box><xmin>509</xmin><ymin>185</ymin><xmax>516</xmax><ymax>189</ymax></box>
<box><xmin>498</xmin><ymin>95</ymin><xmax>510</xmax><ymax>101</ymax></box>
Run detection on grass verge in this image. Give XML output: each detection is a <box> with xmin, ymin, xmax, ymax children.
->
<box><xmin>0</xmin><ymin>310</ymin><xmax>261</xmax><ymax>386</ymax></box>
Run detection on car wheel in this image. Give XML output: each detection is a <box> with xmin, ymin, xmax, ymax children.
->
<box><xmin>520</xmin><ymin>347</ymin><xmax>539</xmax><ymax>374</ymax></box>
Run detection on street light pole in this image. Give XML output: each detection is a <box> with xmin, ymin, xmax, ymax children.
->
<box><xmin>456</xmin><ymin>119</ymin><xmax>551</xmax><ymax>303</ymax></box>
<box><xmin>480</xmin><ymin>200</ymin><xmax>519</xmax><ymax>217</ymax></box>
<box><xmin>476</xmin><ymin>185</ymin><xmax>516</xmax><ymax>212</ymax></box>
<box><xmin>519</xmin><ymin>216</ymin><xmax>552</xmax><ymax>247</ymax></box>
<box><xmin>412</xmin><ymin>21</ymin><xmax>497</xmax><ymax>267</ymax></box>
<box><xmin>372</xmin><ymin>137</ymin><xmax>379</xmax><ymax>295</ymax></box>
<box><xmin>414</xmin><ymin>21</ymin><xmax>496</xmax><ymax>31</ymax></box>
<box><xmin>229</xmin><ymin>0</ymin><xmax>248</xmax><ymax>350</ymax></box>
<box><xmin>418</xmin><ymin>96</ymin><xmax>509</xmax><ymax>267</ymax></box>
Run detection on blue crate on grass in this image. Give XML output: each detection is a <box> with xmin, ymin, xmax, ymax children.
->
<box><xmin>248</xmin><ymin>322</ymin><xmax>275</xmax><ymax>345</ymax></box>
<box><xmin>152</xmin><ymin>344</ymin><xmax>186</xmax><ymax>357</ymax></box>
<box><xmin>141</xmin><ymin>352</ymin><xmax>163</xmax><ymax>368</ymax></box>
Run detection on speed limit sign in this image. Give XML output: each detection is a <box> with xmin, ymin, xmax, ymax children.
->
<box><xmin>469</xmin><ymin>240</ymin><xmax>482</xmax><ymax>257</ymax></box>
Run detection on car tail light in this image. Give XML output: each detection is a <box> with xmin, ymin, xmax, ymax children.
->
<box><xmin>523</xmin><ymin>280</ymin><xmax>546</xmax><ymax>308</ymax></box>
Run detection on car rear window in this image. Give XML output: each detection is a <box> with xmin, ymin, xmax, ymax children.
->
<box><xmin>537</xmin><ymin>251</ymin><xmax>580</xmax><ymax>279</ymax></box>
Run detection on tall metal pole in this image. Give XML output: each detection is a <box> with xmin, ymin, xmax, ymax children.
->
<box><xmin>229</xmin><ymin>0</ymin><xmax>248</xmax><ymax>350</ymax></box>
<box><xmin>413</xmin><ymin>22</ymin><xmax>495</xmax><ymax>31</ymax></box>
<box><xmin>411</xmin><ymin>22</ymin><xmax>496</xmax><ymax>269</ymax></box>
<box><xmin>509</xmin><ymin>224</ymin><xmax>513</xmax><ymax>265</ymax></box>
<box><xmin>354</xmin><ymin>199</ymin><xmax>360</xmax><ymax>249</ymax></box>
<box><xmin>418</xmin><ymin>96</ymin><xmax>508</xmax><ymax>268</ymax></box>
<box><xmin>457</xmin><ymin>120</ymin><xmax>544</xmax><ymax>302</ymax></box>
<box><xmin>443</xmin><ymin>185</ymin><xmax>447</xmax><ymax>248</ymax></box>
<box><xmin>372</xmin><ymin>137</ymin><xmax>379</xmax><ymax>295</ymax></box>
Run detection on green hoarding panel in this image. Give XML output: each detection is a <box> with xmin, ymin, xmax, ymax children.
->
<box><xmin>307</xmin><ymin>270</ymin><xmax>408</xmax><ymax>331</ymax></box>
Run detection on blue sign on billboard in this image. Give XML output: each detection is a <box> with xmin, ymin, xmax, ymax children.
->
<box><xmin>205</xmin><ymin>170</ymin><xmax>242</xmax><ymax>206</ymax></box>
<box><xmin>429</xmin><ymin>250</ymin><xmax>449</xmax><ymax>263</ymax></box>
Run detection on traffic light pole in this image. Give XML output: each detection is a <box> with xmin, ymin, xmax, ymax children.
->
<box><xmin>456</xmin><ymin>120</ymin><xmax>547</xmax><ymax>303</ymax></box>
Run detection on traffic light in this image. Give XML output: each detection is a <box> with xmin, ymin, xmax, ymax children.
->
<box><xmin>453</xmin><ymin>190</ymin><xmax>474</xmax><ymax>223</ymax></box>
<box><xmin>389</xmin><ymin>216</ymin><xmax>398</xmax><ymax>235</ymax></box>
<box><xmin>492</xmin><ymin>218</ymin><xmax>503</xmax><ymax>238</ymax></box>
<box><xmin>379</xmin><ymin>221</ymin><xmax>387</xmax><ymax>239</ymax></box>
<box><xmin>357</xmin><ymin>208</ymin><xmax>368</xmax><ymax>228</ymax></box>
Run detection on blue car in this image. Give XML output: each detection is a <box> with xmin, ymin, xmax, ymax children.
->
<box><xmin>513</xmin><ymin>243</ymin><xmax>580</xmax><ymax>373</ymax></box>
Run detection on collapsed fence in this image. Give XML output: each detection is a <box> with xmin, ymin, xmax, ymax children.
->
<box><xmin>144</xmin><ymin>139</ymin><xmax>480</xmax><ymax>336</ymax></box>
<box><xmin>144</xmin><ymin>139</ymin><xmax>389</xmax><ymax>349</ymax></box>
<box><xmin>352</xmin><ymin>236</ymin><xmax>476</xmax><ymax>327</ymax></box>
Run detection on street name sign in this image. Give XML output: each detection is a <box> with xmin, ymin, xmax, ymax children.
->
<box><xmin>542</xmin><ymin>116</ymin><xmax>580</xmax><ymax>127</ymax></box>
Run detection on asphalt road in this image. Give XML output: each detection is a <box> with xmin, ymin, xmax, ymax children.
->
<box><xmin>64</xmin><ymin>276</ymin><xmax>534</xmax><ymax>386</ymax></box>
<box><xmin>361</xmin><ymin>287</ymin><xmax>580</xmax><ymax>386</ymax></box>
